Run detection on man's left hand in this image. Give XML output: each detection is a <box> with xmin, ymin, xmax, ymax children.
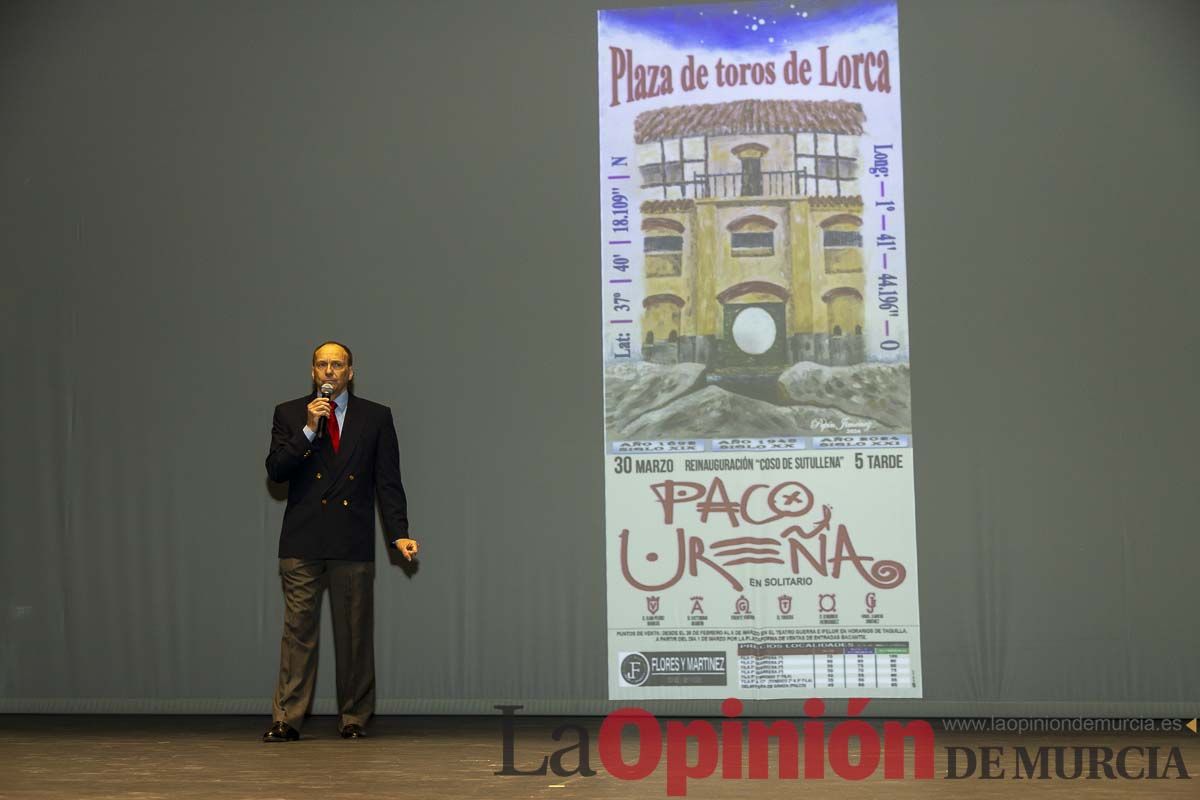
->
<box><xmin>393</xmin><ymin>538</ymin><xmax>420</xmax><ymax>561</ymax></box>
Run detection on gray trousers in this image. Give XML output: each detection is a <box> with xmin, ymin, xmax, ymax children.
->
<box><xmin>271</xmin><ymin>558</ymin><xmax>376</xmax><ymax>730</ymax></box>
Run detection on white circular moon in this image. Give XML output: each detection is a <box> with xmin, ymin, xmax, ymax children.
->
<box><xmin>731</xmin><ymin>307</ymin><xmax>777</xmax><ymax>355</ymax></box>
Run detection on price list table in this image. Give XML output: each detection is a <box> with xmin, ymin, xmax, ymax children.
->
<box><xmin>737</xmin><ymin>642</ymin><xmax>913</xmax><ymax>690</ymax></box>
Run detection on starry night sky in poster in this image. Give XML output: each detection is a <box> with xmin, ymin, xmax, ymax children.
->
<box><xmin>600</xmin><ymin>1</ymin><xmax>893</xmax><ymax>50</ymax></box>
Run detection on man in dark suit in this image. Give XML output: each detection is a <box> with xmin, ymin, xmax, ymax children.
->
<box><xmin>262</xmin><ymin>341</ymin><xmax>419</xmax><ymax>742</ymax></box>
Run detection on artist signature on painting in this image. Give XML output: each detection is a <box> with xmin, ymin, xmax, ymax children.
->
<box><xmin>811</xmin><ymin>416</ymin><xmax>874</xmax><ymax>433</ymax></box>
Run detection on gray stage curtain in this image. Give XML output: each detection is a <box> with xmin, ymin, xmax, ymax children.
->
<box><xmin>1</xmin><ymin>0</ymin><xmax>1197</xmax><ymax>716</ymax></box>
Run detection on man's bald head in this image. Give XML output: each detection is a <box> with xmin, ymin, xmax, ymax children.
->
<box><xmin>312</xmin><ymin>341</ymin><xmax>353</xmax><ymax>366</ymax></box>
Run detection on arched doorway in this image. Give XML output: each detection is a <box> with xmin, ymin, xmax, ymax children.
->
<box><xmin>641</xmin><ymin>294</ymin><xmax>684</xmax><ymax>364</ymax></box>
<box><xmin>715</xmin><ymin>282</ymin><xmax>790</xmax><ymax>371</ymax></box>
<box><xmin>821</xmin><ymin>287</ymin><xmax>865</xmax><ymax>366</ymax></box>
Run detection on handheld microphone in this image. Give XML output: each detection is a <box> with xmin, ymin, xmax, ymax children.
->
<box><xmin>316</xmin><ymin>382</ymin><xmax>334</xmax><ymax>439</ymax></box>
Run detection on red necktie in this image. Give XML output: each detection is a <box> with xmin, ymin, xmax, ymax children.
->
<box><xmin>328</xmin><ymin>399</ymin><xmax>341</xmax><ymax>454</ymax></box>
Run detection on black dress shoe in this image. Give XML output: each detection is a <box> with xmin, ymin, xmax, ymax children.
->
<box><xmin>340</xmin><ymin>723</ymin><xmax>366</xmax><ymax>739</ymax></box>
<box><xmin>263</xmin><ymin>721</ymin><xmax>300</xmax><ymax>742</ymax></box>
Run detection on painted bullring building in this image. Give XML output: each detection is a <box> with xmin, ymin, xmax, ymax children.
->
<box><xmin>636</xmin><ymin>99</ymin><xmax>867</xmax><ymax>374</ymax></box>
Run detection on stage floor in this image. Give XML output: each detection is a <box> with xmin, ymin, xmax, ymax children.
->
<box><xmin>1</xmin><ymin>714</ymin><xmax>1196</xmax><ymax>798</ymax></box>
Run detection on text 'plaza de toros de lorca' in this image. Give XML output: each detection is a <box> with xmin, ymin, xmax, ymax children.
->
<box><xmin>636</xmin><ymin>99</ymin><xmax>868</xmax><ymax>379</ymax></box>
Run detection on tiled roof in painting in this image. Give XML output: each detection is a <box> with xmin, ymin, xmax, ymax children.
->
<box><xmin>639</xmin><ymin>197</ymin><xmax>862</xmax><ymax>213</ymax></box>
<box><xmin>640</xmin><ymin>199</ymin><xmax>696</xmax><ymax>213</ymax></box>
<box><xmin>810</xmin><ymin>195</ymin><xmax>863</xmax><ymax>208</ymax></box>
<box><xmin>635</xmin><ymin>100</ymin><xmax>866</xmax><ymax>143</ymax></box>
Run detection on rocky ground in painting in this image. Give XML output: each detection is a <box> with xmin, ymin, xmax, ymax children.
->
<box><xmin>605</xmin><ymin>361</ymin><xmax>911</xmax><ymax>440</ymax></box>
<box><xmin>777</xmin><ymin>361</ymin><xmax>912</xmax><ymax>430</ymax></box>
<box><xmin>604</xmin><ymin>361</ymin><xmax>706</xmax><ymax>434</ymax></box>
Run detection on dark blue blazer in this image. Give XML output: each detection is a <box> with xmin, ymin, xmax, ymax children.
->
<box><xmin>265</xmin><ymin>392</ymin><xmax>410</xmax><ymax>561</ymax></box>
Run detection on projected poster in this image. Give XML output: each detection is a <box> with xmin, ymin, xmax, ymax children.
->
<box><xmin>599</xmin><ymin>0</ymin><xmax>921</xmax><ymax>699</ymax></box>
